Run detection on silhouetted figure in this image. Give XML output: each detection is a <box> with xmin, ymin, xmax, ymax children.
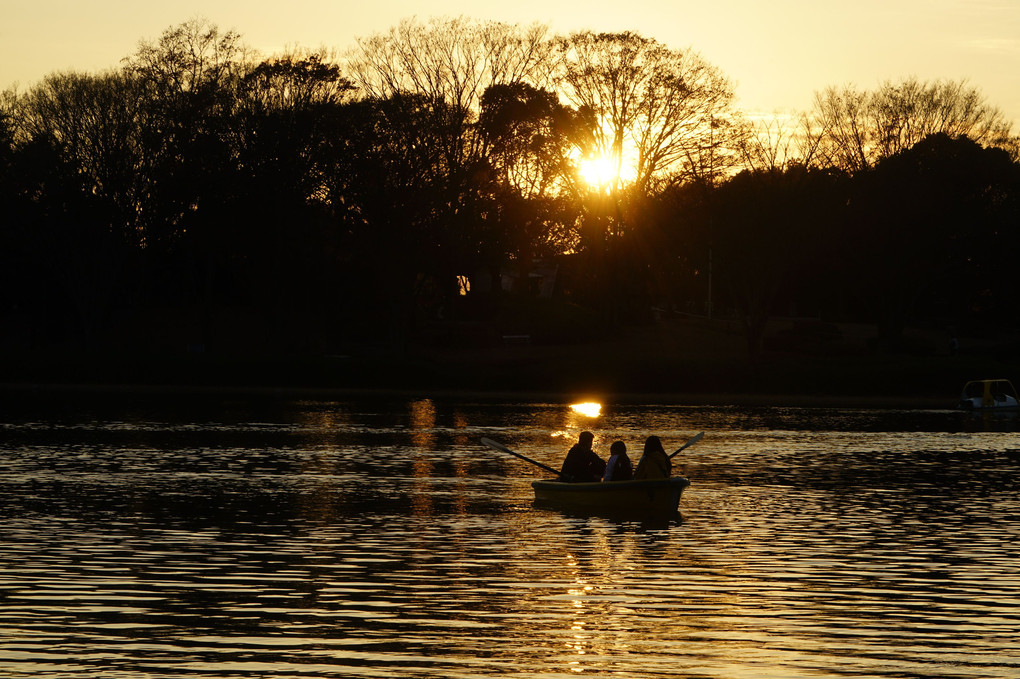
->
<box><xmin>634</xmin><ymin>435</ymin><xmax>671</xmax><ymax>480</ymax></box>
<box><xmin>602</xmin><ymin>440</ymin><xmax>633</xmax><ymax>482</ymax></box>
<box><xmin>559</xmin><ymin>431</ymin><xmax>605</xmax><ymax>482</ymax></box>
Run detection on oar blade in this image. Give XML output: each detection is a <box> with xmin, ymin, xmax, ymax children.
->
<box><xmin>670</xmin><ymin>431</ymin><xmax>705</xmax><ymax>458</ymax></box>
<box><xmin>481</xmin><ymin>437</ymin><xmax>562</xmax><ymax>476</ymax></box>
<box><xmin>481</xmin><ymin>437</ymin><xmax>512</xmax><ymax>454</ymax></box>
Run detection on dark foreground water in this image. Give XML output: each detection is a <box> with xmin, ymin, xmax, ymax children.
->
<box><xmin>1</xmin><ymin>391</ymin><xmax>1019</xmax><ymax>678</ymax></box>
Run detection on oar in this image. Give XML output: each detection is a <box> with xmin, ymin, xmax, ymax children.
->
<box><xmin>481</xmin><ymin>437</ymin><xmax>561</xmax><ymax>476</ymax></box>
<box><xmin>669</xmin><ymin>431</ymin><xmax>704</xmax><ymax>459</ymax></box>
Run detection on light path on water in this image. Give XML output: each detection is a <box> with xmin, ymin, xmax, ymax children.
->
<box><xmin>1</xmin><ymin>391</ymin><xmax>1018</xmax><ymax>678</ymax></box>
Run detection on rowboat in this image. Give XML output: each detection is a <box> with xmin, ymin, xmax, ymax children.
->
<box><xmin>532</xmin><ymin>476</ymin><xmax>690</xmax><ymax>519</ymax></box>
<box><xmin>480</xmin><ymin>436</ymin><xmax>698</xmax><ymax>522</ymax></box>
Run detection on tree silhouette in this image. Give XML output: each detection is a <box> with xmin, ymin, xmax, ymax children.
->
<box><xmin>11</xmin><ymin>71</ymin><xmax>150</xmax><ymax>344</ymax></box>
<box><xmin>556</xmin><ymin>31</ymin><xmax>736</xmax><ymax>196</ymax></box>
<box><xmin>699</xmin><ymin>166</ymin><xmax>848</xmax><ymax>360</ymax></box>
<box><xmin>810</xmin><ymin>78</ymin><xmax>1017</xmax><ymax>173</ymax></box>
<box><xmin>319</xmin><ymin>93</ymin><xmax>485</xmax><ymax>344</ymax></box>
<box><xmin>346</xmin><ymin>17</ymin><xmax>558</xmax><ymax>108</ymax></box>
<box><xmin>3</xmin><ymin>16</ymin><xmax>1020</xmax><ymax>366</ymax></box>
<box><xmin>848</xmin><ymin>133</ymin><xmax>1020</xmax><ymax>348</ymax></box>
<box><xmin>478</xmin><ymin>82</ymin><xmax>588</xmax><ymax>286</ymax></box>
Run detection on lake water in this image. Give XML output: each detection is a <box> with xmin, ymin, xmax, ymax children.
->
<box><xmin>1</xmin><ymin>391</ymin><xmax>1019</xmax><ymax>678</ymax></box>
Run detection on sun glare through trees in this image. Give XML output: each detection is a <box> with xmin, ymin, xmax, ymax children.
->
<box><xmin>577</xmin><ymin>152</ymin><xmax>638</xmax><ymax>191</ymax></box>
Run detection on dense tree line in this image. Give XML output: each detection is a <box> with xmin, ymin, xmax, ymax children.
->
<box><xmin>2</xmin><ymin>17</ymin><xmax>1019</xmax><ymax>357</ymax></box>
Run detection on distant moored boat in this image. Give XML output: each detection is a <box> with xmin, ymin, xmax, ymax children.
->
<box><xmin>957</xmin><ymin>378</ymin><xmax>1020</xmax><ymax>410</ymax></box>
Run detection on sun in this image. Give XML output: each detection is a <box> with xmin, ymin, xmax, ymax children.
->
<box><xmin>577</xmin><ymin>152</ymin><xmax>637</xmax><ymax>190</ymax></box>
<box><xmin>578</xmin><ymin>155</ymin><xmax>616</xmax><ymax>188</ymax></box>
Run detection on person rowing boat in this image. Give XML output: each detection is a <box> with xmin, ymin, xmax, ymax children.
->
<box><xmin>559</xmin><ymin>431</ymin><xmax>605</xmax><ymax>482</ymax></box>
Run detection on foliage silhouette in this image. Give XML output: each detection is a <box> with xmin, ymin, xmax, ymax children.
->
<box><xmin>2</xmin><ymin>18</ymin><xmax>1020</xmax><ymax>372</ymax></box>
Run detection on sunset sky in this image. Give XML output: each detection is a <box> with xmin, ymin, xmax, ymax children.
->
<box><xmin>4</xmin><ymin>0</ymin><xmax>1020</xmax><ymax>125</ymax></box>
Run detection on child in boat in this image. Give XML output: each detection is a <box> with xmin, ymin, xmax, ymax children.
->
<box><xmin>559</xmin><ymin>431</ymin><xmax>606</xmax><ymax>482</ymax></box>
<box><xmin>602</xmin><ymin>440</ymin><xmax>634</xmax><ymax>482</ymax></box>
<box><xmin>634</xmin><ymin>435</ymin><xmax>671</xmax><ymax>479</ymax></box>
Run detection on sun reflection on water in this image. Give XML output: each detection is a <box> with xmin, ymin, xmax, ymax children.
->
<box><xmin>570</xmin><ymin>402</ymin><xmax>602</xmax><ymax>418</ymax></box>
<box><xmin>551</xmin><ymin>402</ymin><xmax>607</xmax><ymax>448</ymax></box>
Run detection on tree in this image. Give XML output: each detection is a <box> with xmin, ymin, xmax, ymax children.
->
<box><xmin>554</xmin><ymin>31</ymin><xmax>735</xmax><ymax>318</ymax></box>
<box><xmin>120</xmin><ymin>19</ymin><xmax>252</xmax><ymax>347</ymax></box>
<box><xmin>12</xmin><ymin>71</ymin><xmax>151</xmax><ymax>344</ymax></box>
<box><xmin>126</xmin><ymin>17</ymin><xmax>248</xmax><ymax>105</ymax></box>
<box><xmin>123</xmin><ymin>18</ymin><xmax>250</xmax><ymax>250</ymax></box>
<box><xmin>345</xmin><ymin>17</ymin><xmax>558</xmax><ymax>187</ymax></box>
<box><xmin>0</xmin><ymin>88</ymin><xmax>14</xmax><ymax>164</ymax></box>
<box><xmin>810</xmin><ymin>78</ymin><xmax>1017</xmax><ymax>173</ymax></box>
<box><xmin>239</xmin><ymin>50</ymin><xmax>353</xmax><ymax>112</ymax></box>
<box><xmin>16</xmin><ymin>71</ymin><xmax>147</xmax><ymax>243</ymax></box>
<box><xmin>0</xmin><ymin>89</ymin><xmax>29</xmax><ymax>336</ymax></box>
<box><xmin>317</xmin><ymin>92</ymin><xmax>482</xmax><ymax>344</ymax></box>
<box><xmin>555</xmin><ymin>31</ymin><xmax>735</xmax><ymax>196</ymax></box>
<box><xmin>345</xmin><ymin>18</ymin><xmax>562</xmax><ymax>247</ymax></box>
<box><xmin>736</xmin><ymin>112</ymin><xmax>824</xmax><ymax>173</ymax></box>
<box><xmin>847</xmin><ymin>133</ymin><xmax>1020</xmax><ymax>348</ymax></box>
<box><xmin>343</xmin><ymin>19</ymin><xmax>584</xmax><ymax>333</ymax></box>
<box><xmin>224</xmin><ymin>51</ymin><xmax>357</xmax><ymax>347</ymax></box>
<box><xmin>709</xmin><ymin>166</ymin><xmax>848</xmax><ymax>360</ymax></box>
<box><xmin>346</xmin><ymin>17</ymin><xmax>558</xmax><ymax>110</ymax></box>
<box><xmin>478</xmin><ymin>82</ymin><xmax>589</xmax><ymax>271</ymax></box>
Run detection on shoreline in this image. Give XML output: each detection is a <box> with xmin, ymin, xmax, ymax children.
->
<box><xmin>0</xmin><ymin>315</ymin><xmax>1008</xmax><ymax>411</ymax></box>
<box><xmin>0</xmin><ymin>381</ymin><xmax>956</xmax><ymax>410</ymax></box>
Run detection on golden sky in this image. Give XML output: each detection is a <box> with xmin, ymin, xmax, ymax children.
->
<box><xmin>4</xmin><ymin>0</ymin><xmax>1020</xmax><ymax>124</ymax></box>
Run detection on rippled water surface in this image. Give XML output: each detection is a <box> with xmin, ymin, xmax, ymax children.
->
<box><xmin>1</xmin><ymin>391</ymin><xmax>1019</xmax><ymax>678</ymax></box>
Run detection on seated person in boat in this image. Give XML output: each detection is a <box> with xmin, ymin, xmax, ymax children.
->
<box><xmin>602</xmin><ymin>440</ymin><xmax>633</xmax><ymax>482</ymax></box>
<box><xmin>634</xmin><ymin>435</ymin><xmax>671</xmax><ymax>479</ymax></box>
<box><xmin>559</xmin><ymin>431</ymin><xmax>606</xmax><ymax>482</ymax></box>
